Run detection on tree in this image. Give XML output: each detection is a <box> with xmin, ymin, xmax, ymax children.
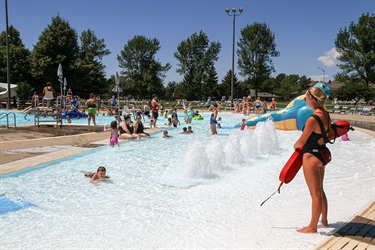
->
<box><xmin>174</xmin><ymin>30</ymin><xmax>221</xmax><ymax>100</ymax></box>
<box><xmin>117</xmin><ymin>35</ymin><xmax>170</xmax><ymax>100</ymax></box>
<box><xmin>220</xmin><ymin>70</ymin><xmax>239</xmax><ymax>99</ymax></box>
<box><xmin>237</xmin><ymin>22</ymin><xmax>280</xmax><ymax>97</ymax></box>
<box><xmin>273</xmin><ymin>74</ymin><xmax>311</xmax><ymax>100</ymax></box>
<box><xmin>202</xmin><ymin>66</ymin><xmax>220</xmax><ymax>100</ymax></box>
<box><xmin>30</xmin><ymin>15</ymin><xmax>79</xmax><ymax>93</ymax></box>
<box><xmin>164</xmin><ymin>81</ymin><xmax>178</xmax><ymax>100</ymax></box>
<box><xmin>74</xmin><ymin>29</ymin><xmax>111</xmax><ymax>97</ymax></box>
<box><xmin>0</xmin><ymin>26</ymin><xmax>33</xmax><ymax>86</ymax></box>
<box><xmin>335</xmin><ymin>13</ymin><xmax>375</xmax><ymax>86</ymax></box>
<box><xmin>333</xmin><ymin>73</ymin><xmax>374</xmax><ymax>101</ymax></box>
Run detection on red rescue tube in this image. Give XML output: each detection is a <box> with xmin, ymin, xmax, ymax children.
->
<box><xmin>279</xmin><ymin>147</ymin><xmax>303</xmax><ymax>184</ymax></box>
<box><xmin>261</xmin><ymin>120</ymin><xmax>354</xmax><ymax>206</ymax></box>
<box><xmin>279</xmin><ymin>120</ymin><xmax>354</xmax><ymax>184</ymax></box>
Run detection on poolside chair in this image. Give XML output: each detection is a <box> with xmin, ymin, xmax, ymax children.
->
<box><xmin>331</xmin><ymin>105</ymin><xmax>340</xmax><ymax>114</ymax></box>
<box><xmin>362</xmin><ymin>107</ymin><xmax>372</xmax><ymax>116</ymax></box>
<box><xmin>348</xmin><ymin>107</ymin><xmax>356</xmax><ymax>115</ymax></box>
<box><xmin>340</xmin><ymin>106</ymin><xmax>348</xmax><ymax>115</ymax></box>
<box><xmin>355</xmin><ymin>106</ymin><xmax>363</xmax><ymax>115</ymax></box>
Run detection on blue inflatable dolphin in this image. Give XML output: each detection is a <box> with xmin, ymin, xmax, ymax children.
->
<box><xmin>234</xmin><ymin>83</ymin><xmax>332</xmax><ymax>131</ymax></box>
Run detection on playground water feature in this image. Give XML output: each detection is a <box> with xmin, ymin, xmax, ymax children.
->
<box><xmin>0</xmin><ymin>111</ymin><xmax>374</xmax><ymax>249</ymax></box>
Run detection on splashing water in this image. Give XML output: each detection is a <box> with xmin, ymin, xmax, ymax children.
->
<box><xmin>206</xmin><ymin>137</ymin><xmax>227</xmax><ymax>172</ymax></box>
<box><xmin>183</xmin><ymin>119</ymin><xmax>280</xmax><ymax>178</ymax></box>
<box><xmin>225</xmin><ymin>134</ymin><xmax>244</xmax><ymax>164</ymax></box>
<box><xmin>183</xmin><ymin>140</ymin><xmax>212</xmax><ymax>178</ymax></box>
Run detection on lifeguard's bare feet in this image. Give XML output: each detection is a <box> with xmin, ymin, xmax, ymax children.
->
<box><xmin>320</xmin><ymin>220</ymin><xmax>329</xmax><ymax>227</ymax></box>
<box><xmin>297</xmin><ymin>226</ymin><xmax>317</xmax><ymax>233</ymax></box>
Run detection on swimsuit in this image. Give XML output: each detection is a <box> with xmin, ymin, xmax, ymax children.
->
<box><xmin>210</xmin><ymin>113</ymin><xmax>217</xmax><ymax>124</ymax></box>
<box><xmin>110</xmin><ymin>133</ymin><xmax>119</xmax><ymax>144</ymax></box>
<box><xmin>302</xmin><ymin>113</ymin><xmax>331</xmax><ymax>166</ymax></box>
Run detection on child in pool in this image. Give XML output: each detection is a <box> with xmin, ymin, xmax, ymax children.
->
<box><xmin>240</xmin><ymin>118</ymin><xmax>246</xmax><ymax>130</ymax></box>
<box><xmin>165</xmin><ymin>117</ymin><xmax>172</xmax><ymax>127</ymax></box>
<box><xmin>84</xmin><ymin>166</ymin><xmax>110</xmax><ymax>182</ymax></box>
<box><xmin>187</xmin><ymin>126</ymin><xmax>193</xmax><ymax>133</ymax></box>
<box><xmin>171</xmin><ymin>113</ymin><xmax>180</xmax><ymax>128</ymax></box>
<box><xmin>104</xmin><ymin>121</ymin><xmax>119</xmax><ymax>147</ymax></box>
<box><xmin>163</xmin><ymin>130</ymin><xmax>170</xmax><ymax>138</ymax></box>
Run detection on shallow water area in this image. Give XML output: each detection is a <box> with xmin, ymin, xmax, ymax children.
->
<box><xmin>0</xmin><ymin>112</ymin><xmax>374</xmax><ymax>249</ymax></box>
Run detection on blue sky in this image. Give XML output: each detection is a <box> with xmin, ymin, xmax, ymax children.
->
<box><xmin>1</xmin><ymin>0</ymin><xmax>373</xmax><ymax>84</ymax></box>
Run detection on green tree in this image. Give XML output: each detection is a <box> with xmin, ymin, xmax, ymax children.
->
<box><xmin>202</xmin><ymin>66</ymin><xmax>220</xmax><ymax>100</ymax></box>
<box><xmin>333</xmin><ymin>73</ymin><xmax>374</xmax><ymax>101</ymax></box>
<box><xmin>164</xmin><ymin>81</ymin><xmax>178</xmax><ymax>100</ymax></box>
<box><xmin>117</xmin><ymin>35</ymin><xmax>170</xmax><ymax>99</ymax></box>
<box><xmin>74</xmin><ymin>29</ymin><xmax>111</xmax><ymax>97</ymax></box>
<box><xmin>220</xmin><ymin>70</ymin><xmax>239</xmax><ymax>99</ymax></box>
<box><xmin>0</xmin><ymin>25</ymin><xmax>33</xmax><ymax>86</ymax></box>
<box><xmin>174</xmin><ymin>30</ymin><xmax>221</xmax><ymax>100</ymax></box>
<box><xmin>237</xmin><ymin>22</ymin><xmax>280</xmax><ymax>97</ymax></box>
<box><xmin>30</xmin><ymin>15</ymin><xmax>79</xmax><ymax>93</ymax></box>
<box><xmin>335</xmin><ymin>13</ymin><xmax>375</xmax><ymax>86</ymax></box>
<box><xmin>273</xmin><ymin>74</ymin><xmax>311</xmax><ymax>100</ymax></box>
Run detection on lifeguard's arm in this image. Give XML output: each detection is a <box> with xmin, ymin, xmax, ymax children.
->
<box><xmin>293</xmin><ymin>117</ymin><xmax>316</xmax><ymax>149</ymax></box>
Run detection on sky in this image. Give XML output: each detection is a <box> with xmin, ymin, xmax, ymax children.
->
<box><xmin>0</xmin><ymin>0</ymin><xmax>373</xmax><ymax>85</ymax></box>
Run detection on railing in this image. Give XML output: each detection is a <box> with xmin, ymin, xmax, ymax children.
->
<box><xmin>0</xmin><ymin>112</ymin><xmax>16</xmax><ymax>128</ymax></box>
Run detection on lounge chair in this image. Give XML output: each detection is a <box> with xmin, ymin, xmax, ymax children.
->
<box><xmin>340</xmin><ymin>106</ymin><xmax>348</xmax><ymax>115</ymax></box>
<box><xmin>355</xmin><ymin>106</ymin><xmax>363</xmax><ymax>115</ymax></box>
<box><xmin>331</xmin><ymin>105</ymin><xmax>340</xmax><ymax>114</ymax></box>
<box><xmin>348</xmin><ymin>107</ymin><xmax>356</xmax><ymax>114</ymax></box>
<box><xmin>362</xmin><ymin>107</ymin><xmax>372</xmax><ymax>116</ymax></box>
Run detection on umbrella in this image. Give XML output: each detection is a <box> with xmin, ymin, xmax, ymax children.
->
<box><xmin>112</xmin><ymin>71</ymin><xmax>123</xmax><ymax>112</ymax></box>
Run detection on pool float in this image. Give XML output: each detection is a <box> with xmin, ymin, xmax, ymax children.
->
<box><xmin>192</xmin><ymin>116</ymin><xmax>204</xmax><ymax>120</ymax></box>
<box><xmin>62</xmin><ymin>111</ymin><xmax>88</xmax><ymax>119</ymax></box>
<box><xmin>261</xmin><ymin>120</ymin><xmax>354</xmax><ymax>206</ymax></box>
<box><xmin>236</xmin><ymin>83</ymin><xmax>332</xmax><ymax>131</ymax></box>
<box><xmin>234</xmin><ymin>94</ymin><xmax>312</xmax><ymax>130</ymax></box>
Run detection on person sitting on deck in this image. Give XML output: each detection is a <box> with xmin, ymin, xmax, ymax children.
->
<box><xmin>132</xmin><ymin>115</ymin><xmax>150</xmax><ymax>137</ymax></box>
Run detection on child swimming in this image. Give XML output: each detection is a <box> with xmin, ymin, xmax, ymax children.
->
<box><xmin>83</xmin><ymin>166</ymin><xmax>110</xmax><ymax>182</ymax></box>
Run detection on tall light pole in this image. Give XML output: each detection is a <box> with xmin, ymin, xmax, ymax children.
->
<box><xmin>5</xmin><ymin>0</ymin><xmax>11</xmax><ymax>109</ymax></box>
<box><xmin>225</xmin><ymin>7</ymin><xmax>243</xmax><ymax>102</ymax></box>
<box><xmin>318</xmin><ymin>67</ymin><xmax>325</xmax><ymax>83</ymax></box>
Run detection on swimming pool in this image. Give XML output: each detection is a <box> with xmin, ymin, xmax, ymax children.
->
<box><xmin>0</xmin><ymin>112</ymin><xmax>374</xmax><ymax>249</ymax></box>
<box><xmin>0</xmin><ymin>109</ymin><xmax>122</xmax><ymax>126</ymax></box>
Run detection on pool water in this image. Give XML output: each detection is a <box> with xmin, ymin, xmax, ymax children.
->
<box><xmin>0</xmin><ymin>112</ymin><xmax>374</xmax><ymax>249</ymax></box>
<box><xmin>0</xmin><ymin>109</ymin><xmax>122</xmax><ymax>126</ymax></box>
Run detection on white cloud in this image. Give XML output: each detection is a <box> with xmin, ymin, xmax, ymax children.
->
<box><xmin>318</xmin><ymin>48</ymin><xmax>340</xmax><ymax>67</ymax></box>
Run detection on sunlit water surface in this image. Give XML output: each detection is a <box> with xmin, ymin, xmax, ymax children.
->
<box><xmin>0</xmin><ymin>112</ymin><xmax>374</xmax><ymax>249</ymax></box>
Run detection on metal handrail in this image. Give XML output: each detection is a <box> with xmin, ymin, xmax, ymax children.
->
<box><xmin>0</xmin><ymin>112</ymin><xmax>16</xmax><ymax>128</ymax></box>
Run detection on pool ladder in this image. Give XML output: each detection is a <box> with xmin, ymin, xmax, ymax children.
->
<box><xmin>0</xmin><ymin>112</ymin><xmax>16</xmax><ymax>128</ymax></box>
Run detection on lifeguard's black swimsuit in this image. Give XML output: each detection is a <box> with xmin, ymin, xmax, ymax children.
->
<box><xmin>302</xmin><ymin>112</ymin><xmax>331</xmax><ymax>166</ymax></box>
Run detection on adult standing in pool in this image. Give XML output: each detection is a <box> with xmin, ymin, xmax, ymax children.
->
<box><xmin>85</xmin><ymin>93</ymin><xmax>97</xmax><ymax>126</ymax></box>
<box><xmin>151</xmin><ymin>94</ymin><xmax>159</xmax><ymax>128</ymax></box>
<box><xmin>209</xmin><ymin>102</ymin><xmax>218</xmax><ymax>135</ymax></box>
<box><xmin>293</xmin><ymin>84</ymin><xmax>332</xmax><ymax>234</ymax></box>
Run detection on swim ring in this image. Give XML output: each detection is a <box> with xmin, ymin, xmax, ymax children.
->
<box><xmin>192</xmin><ymin>116</ymin><xmax>204</xmax><ymax>120</ymax></box>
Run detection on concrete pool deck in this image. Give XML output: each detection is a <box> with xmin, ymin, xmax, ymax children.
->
<box><xmin>0</xmin><ymin>112</ymin><xmax>374</xmax><ymax>249</ymax></box>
